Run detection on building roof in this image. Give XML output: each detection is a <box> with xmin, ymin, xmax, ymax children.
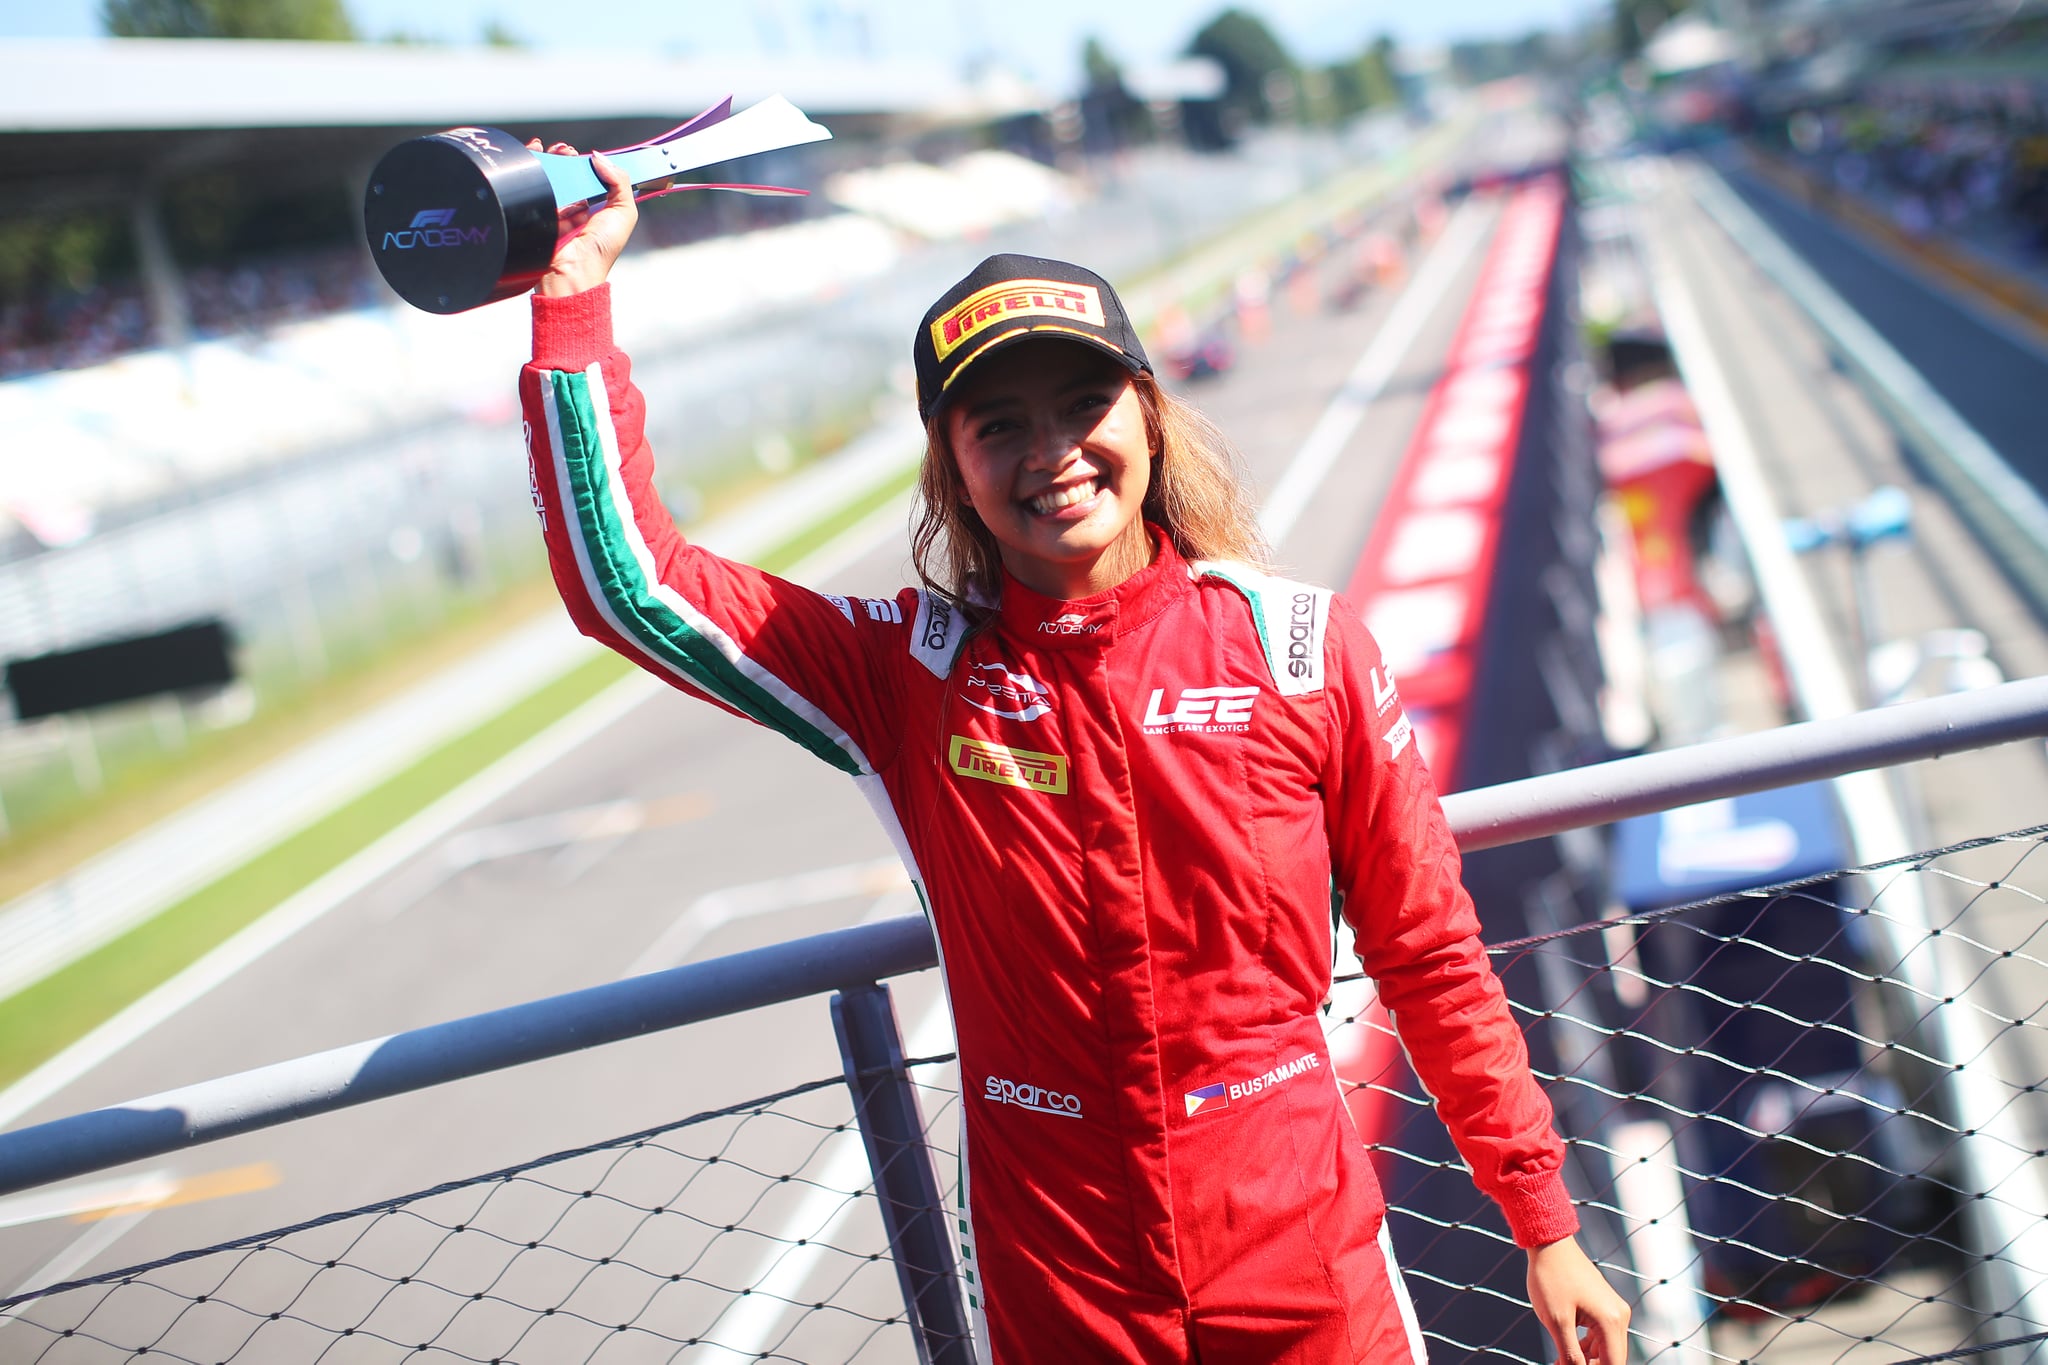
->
<box><xmin>0</xmin><ymin>38</ymin><xmax>1049</xmax><ymax>217</ymax></box>
<box><xmin>0</xmin><ymin>38</ymin><xmax>1044</xmax><ymax>132</ymax></box>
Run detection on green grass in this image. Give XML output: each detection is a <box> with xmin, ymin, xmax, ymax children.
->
<box><xmin>0</xmin><ymin>651</ymin><xmax>632</xmax><ymax>1088</ymax></box>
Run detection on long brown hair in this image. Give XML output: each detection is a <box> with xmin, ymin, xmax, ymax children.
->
<box><xmin>910</xmin><ymin>371</ymin><xmax>1273</xmax><ymax>619</ymax></box>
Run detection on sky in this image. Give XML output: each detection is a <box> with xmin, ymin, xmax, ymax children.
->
<box><xmin>1</xmin><ymin>0</ymin><xmax>1601</xmax><ymax>89</ymax></box>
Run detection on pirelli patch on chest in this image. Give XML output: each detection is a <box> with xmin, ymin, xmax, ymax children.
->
<box><xmin>949</xmin><ymin>736</ymin><xmax>1069</xmax><ymax>795</ymax></box>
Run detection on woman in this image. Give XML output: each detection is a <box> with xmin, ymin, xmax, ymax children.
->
<box><xmin>520</xmin><ymin>149</ymin><xmax>1630</xmax><ymax>1364</ymax></box>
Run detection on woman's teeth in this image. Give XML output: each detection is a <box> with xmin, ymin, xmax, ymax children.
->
<box><xmin>1029</xmin><ymin>480</ymin><xmax>1100</xmax><ymax>515</ymax></box>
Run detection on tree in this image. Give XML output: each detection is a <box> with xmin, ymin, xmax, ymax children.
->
<box><xmin>1614</xmin><ymin>0</ymin><xmax>1691</xmax><ymax>59</ymax></box>
<box><xmin>1360</xmin><ymin>35</ymin><xmax>1400</xmax><ymax>110</ymax></box>
<box><xmin>102</xmin><ymin>0</ymin><xmax>357</xmax><ymax>40</ymax></box>
<box><xmin>1324</xmin><ymin>33</ymin><xmax>1401</xmax><ymax>119</ymax></box>
<box><xmin>1187</xmin><ymin>8</ymin><xmax>1299</xmax><ymax>124</ymax></box>
<box><xmin>1078</xmin><ymin>35</ymin><xmax>1151</xmax><ymax>150</ymax></box>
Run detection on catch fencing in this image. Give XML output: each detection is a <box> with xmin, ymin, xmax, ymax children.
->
<box><xmin>4</xmin><ymin>680</ymin><xmax>2048</xmax><ymax>1363</ymax></box>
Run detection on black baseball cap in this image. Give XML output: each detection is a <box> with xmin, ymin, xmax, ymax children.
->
<box><xmin>913</xmin><ymin>254</ymin><xmax>1152</xmax><ymax>422</ymax></box>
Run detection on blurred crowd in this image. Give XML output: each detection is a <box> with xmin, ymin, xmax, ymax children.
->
<box><xmin>1768</xmin><ymin>93</ymin><xmax>2048</xmax><ymax>260</ymax></box>
<box><xmin>0</xmin><ymin>192</ymin><xmax>811</xmax><ymax>382</ymax></box>
<box><xmin>0</xmin><ymin>247</ymin><xmax>383</xmax><ymax>380</ymax></box>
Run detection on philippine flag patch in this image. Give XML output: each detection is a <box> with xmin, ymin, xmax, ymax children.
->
<box><xmin>1183</xmin><ymin>1083</ymin><xmax>1229</xmax><ymax>1118</ymax></box>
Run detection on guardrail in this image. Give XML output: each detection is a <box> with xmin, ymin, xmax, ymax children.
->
<box><xmin>1688</xmin><ymin>162</ymin><xmax>2048</xmax><ymax>627</ymax></box>
<box><xmin>2</xmin><ymin>680</ymin><xmax>2047</xmax><ymax>1362</ymax></box>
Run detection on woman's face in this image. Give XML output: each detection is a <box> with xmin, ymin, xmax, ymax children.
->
<box><xmin>941</xmin><ymin>340</ymin><xmax>1155</xmax><ymax>601</ymax></box>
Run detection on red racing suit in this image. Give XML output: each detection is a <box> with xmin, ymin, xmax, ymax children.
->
<box><xmin>521</xmin><ymin>285</ymin><xmax>1579</xmax><ymax>1363</ymax></box>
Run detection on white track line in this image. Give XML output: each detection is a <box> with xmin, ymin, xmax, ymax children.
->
<box><xmin>703</xmin><ymin>988</ymin><xmax>954</xmax><ymax>1361</ymax></box>
<box><xmin>0</xmin><ymin>1211</ymin><xmax>151</xmax><ymax>1325</ymax></box>
<box><xmin>624</xmin><ymin>856</ymin><xmax>908</xmax><ymax>978</ymax></box>
<box><xmin>1259</xmin><ymin>195</ymin><xmax>1491</xmax><ymax>547</ymax></box>
<box><xmin>0</xmin><ymin>1170</ymin><xmax>175</xmax><ymax>1233</ymax></box>
<box><xmin>0</xmin><ymin>490</ymin><xmax>915</xmax><ymax>1135</ymax></box>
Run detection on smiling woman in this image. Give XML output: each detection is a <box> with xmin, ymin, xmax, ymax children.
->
<box><xmin>517</xmin><ymin>151</ymin><xmax>1629</xmax><ymax>1364</ymax></box>
<box><xmin>908</xmin><ymin>253</ymin><xmax>1270</xmax><ymax>614</ymax></box>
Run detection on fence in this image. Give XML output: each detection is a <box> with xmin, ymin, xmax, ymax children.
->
<box><xmin>3</xmin><ymin>678</ymin><xmax>2048</xmax><ymax>1363</ymax></box>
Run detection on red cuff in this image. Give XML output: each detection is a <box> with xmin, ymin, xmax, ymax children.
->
<box><xmin>1496</xmin><ymin>1176</ymin><xmax>1581</xmax><ymax>1249</ymax></box>
<box><xmin>531</xmin><ymin>283</ymin><xmax>615</xmax><ymax>371</ymax></box>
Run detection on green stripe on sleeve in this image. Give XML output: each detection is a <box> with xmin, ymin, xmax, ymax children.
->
<box><xmin>550</xmin><ymin>368</ymin><xmax>866</xmax><ymax>776</ymax></box>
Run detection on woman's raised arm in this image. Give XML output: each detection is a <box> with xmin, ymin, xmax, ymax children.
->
<box><xmin>516</xmin><ymin>145</ymin><xmax>913</xmax><ymax>779</ymax></box>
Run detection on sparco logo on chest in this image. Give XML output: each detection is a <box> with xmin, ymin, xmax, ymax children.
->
<box><xmin>1142</xmin><ymin>685</ymin><xmax>1260</xmax><ymax>734</ymax></box>
<box><xmin>984</xmin><ymin>1075</ymin><xmax>1084</xmax><ymax>1118</ymax></box>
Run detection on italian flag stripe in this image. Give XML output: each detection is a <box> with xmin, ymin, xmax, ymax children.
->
<box><xmin>545</xmin><ymin>365</ymin><xmax>867</xmax><ymax>776</ymax></box>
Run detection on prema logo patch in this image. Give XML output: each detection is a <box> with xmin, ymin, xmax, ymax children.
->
<box><xmin>962</xmin><ymin>662</ymin><xmax>1052</xmax><ymax>722</ymax></box>
<box><xmin>984</xmin><ymin>1075</ymin><xmax>1084</xmax><ymax>1118</ymax></box>
<box><xmin>1142</xmin><ymin>686</ymin><xmax>1259</xmax><ymax>734</ymax></box>
<box><xmin>949</xmin><ymin>736</ymin><xmax>1069</xmax><ymax>794</ymax></box>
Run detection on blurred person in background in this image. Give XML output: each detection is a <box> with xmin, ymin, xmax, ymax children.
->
<box><xmin>517</xmin><ymin>148</ymin><xmax>1629</xmax><ymax>1364</ymax></box>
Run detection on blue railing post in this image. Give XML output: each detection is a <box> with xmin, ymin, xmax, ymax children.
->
<box><xmin>830</xmin><ymin>982</ymin><xmax>973</xmax><ymax>1365</ymax></box>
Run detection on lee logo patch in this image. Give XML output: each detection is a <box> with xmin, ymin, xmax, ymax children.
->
<box><xmin>949</xmin><ymin>736</ymin><xmax>1069</xmax><ymax>795</ymax></box>
<box><xmin>1141</xmin><ymin>686</ymin><xmax>1259</xmax><ymax>734</ymax></box>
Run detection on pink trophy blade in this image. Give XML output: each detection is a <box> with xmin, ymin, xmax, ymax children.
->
<box><xmin>600</xmin><ymin>97</ymin><xmax>736</xmax><ymax>156</ymax></box>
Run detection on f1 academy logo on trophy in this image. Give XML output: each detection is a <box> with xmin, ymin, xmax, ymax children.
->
<box><xmin>364</xmin><ymin>96</ymin><xmax>831</xmax><ymax>314</ymax></box>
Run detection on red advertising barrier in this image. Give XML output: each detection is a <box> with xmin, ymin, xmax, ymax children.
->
<box><xmin>1334</xmin><ymin>178</ymin><xmax>1567</xmax><ymax>1158</ymax></box>
<box><xmin>1345</xmin><ymin>177</ymin><xmax>1565</xmax><ymax>793</ymax></box>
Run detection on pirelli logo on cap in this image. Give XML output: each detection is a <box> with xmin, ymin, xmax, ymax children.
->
<box><xmin>932</xmin><ymin>280</ymin><xmax>1106</xmax><ymax>361</ymax></box>
<box><xmin>948</xmin><ymin>735</ymin><xmax>1069</xmax><ymax>795</ymax></box>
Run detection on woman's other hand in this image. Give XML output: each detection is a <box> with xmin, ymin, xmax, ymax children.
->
<box><xmin>1527</xmin><ymin>1236</ymin><xmax>1631</xmax><ymax>1364</ymax></box>
<box><xmin>528</xmin><ymin>141</ymin><xmax>637</xmax><ymax>297</ymax></box>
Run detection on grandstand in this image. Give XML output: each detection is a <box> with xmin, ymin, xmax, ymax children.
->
<box><xmin>0</xmin><ymin>37</ymin><xmax>1062</xmax><ymax>540</ymax></box>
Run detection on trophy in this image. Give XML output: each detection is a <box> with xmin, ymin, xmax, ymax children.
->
<box><xmin>365</xmin><ymin>95</ymin><xmax>832</xmax><ymax>314</ymax></box>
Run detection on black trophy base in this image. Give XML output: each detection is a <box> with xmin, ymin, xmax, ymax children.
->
<box><xmin>365</xmin><ymin>127</ymin><xmax>559</xmax><ymax>315</ymax></box>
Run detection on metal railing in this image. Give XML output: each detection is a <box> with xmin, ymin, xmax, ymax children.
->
<box><xmin>3</xmin><ymin>677</ymin><xmax>2048</xmax><ymax>1362</ymax></box>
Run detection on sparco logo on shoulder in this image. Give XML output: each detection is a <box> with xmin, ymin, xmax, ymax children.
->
<box><xmin>922</xmin><ymin>596</ymin><xmax>953</xmax><ymax>650</ymax></box>
<box><xmin>1286</xmin><ymin>591</ymin><xmax>1317</xmax><ymax>678</ymax></box>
